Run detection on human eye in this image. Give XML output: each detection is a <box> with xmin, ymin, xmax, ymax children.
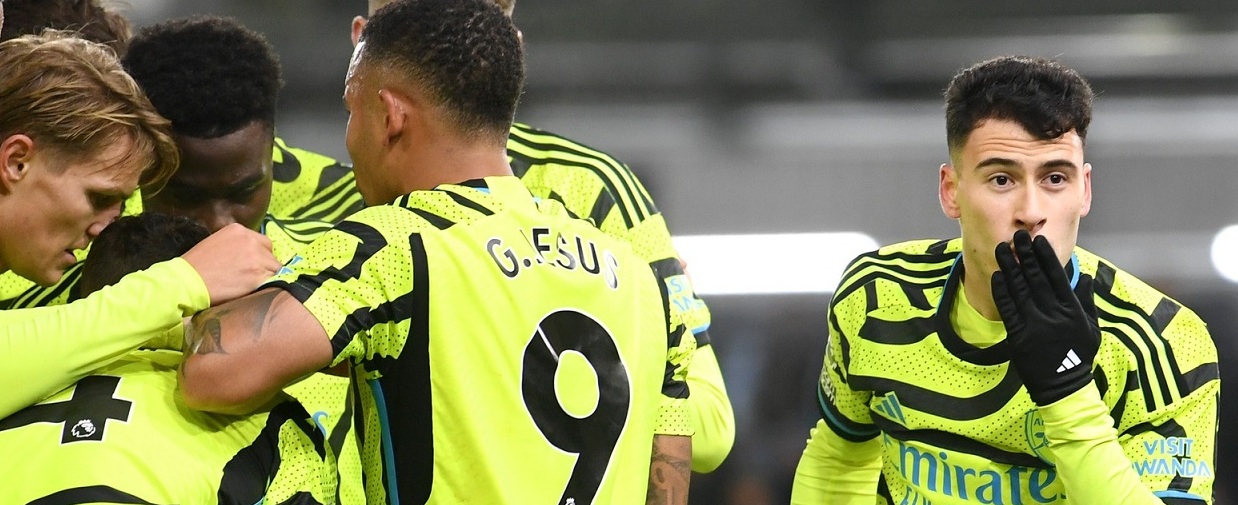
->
<box><xmin>89</xmin><ymin>192</ymin><xmax>123</xmax><ymax>210</ymax></box>
<box><xmin>989</xmin><ymin>174</ymin><xmax>1013</xmax><ymax>187</ymax></box>
<box><xmin>1046</xmin><ymin>173</ymin><xmax>1067</xmax><ymax>185</ymax></box>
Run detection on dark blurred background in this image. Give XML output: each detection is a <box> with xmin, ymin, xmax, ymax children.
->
<box><xmin>126</xmin><ymin>1</ymin><xmax>1238</xmax><ymax>502</ymax></box>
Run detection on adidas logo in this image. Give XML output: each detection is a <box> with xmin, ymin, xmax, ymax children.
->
<box><xmin>874</xmin><ymin>392</ymin><xmax>907</xmax><ymax>425</ymax></box>
<box><xmin>1056</xmin><ymin>349</ymin><xmax>1082</xmax><ymax>373</ymax></box>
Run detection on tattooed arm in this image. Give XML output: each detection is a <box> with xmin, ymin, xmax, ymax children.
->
<box><xmin>178</xmin><ymin>287</ymin><xmax>334</xmax><ymax>415</ymax></box>
<box><xmin>646</xmin><ymin>434</ymin><xmax>691</xmax><ymax>505</ymax></box>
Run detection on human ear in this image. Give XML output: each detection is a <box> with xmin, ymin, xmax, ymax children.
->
<box><xmin>1079</xmin><ymin>162</ymin><xmax>1093</xmax><ymax>217</ymax></box>
<box><xmin>351</xmin><ymin>16</ymin><xmax>366</xmax><ymax>47</ymax></box>
<box><xmin>378</xmin><ymin>89</ymin><xmax>407</xmax><ymax>143</ymax></box>
<box><xmin>0</xmin><ymin>134</ymin><xmax>34</xmax><ymax>193</ymax></box>
<box><xmin>939</xmin><ymin>163</ymin><xmax>961</xmax><ymax>219</ymax></box>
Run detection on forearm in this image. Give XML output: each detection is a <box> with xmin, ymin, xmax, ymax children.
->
<box><xmin>1041</xmin><ymin>385</ymin><xmax>1170</xmax><ymax>505</ymax></box>
<box><xmin>179</xmin><ymin>288</ymin><xmax>334</xmax><ymax>415</ymax></box>
<box><xmin>791</xmin><ymin>419</ymin><xmax>883</xmax><ymax>505</ymax></box>
<box><xmin>0</xmin><ymin>259</ymin><xmax>208</xmax><ymax>418</ymax></box>
<box><xmin>685</xmin><ymin>344</ymin><xmax>734</xmax><ymax>473</ymax></box>
<box><xmin>647</xmin><ymin>434</ymin><xmax>691</xmax><ymax>505</ymax></box>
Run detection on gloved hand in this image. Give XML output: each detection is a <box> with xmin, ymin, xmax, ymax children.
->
<box><xmin>991</xmin><ymin>230</ymin><xmax>1100</xmax><ymax>406</ymax></box>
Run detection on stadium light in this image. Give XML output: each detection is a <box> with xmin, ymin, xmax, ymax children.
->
<box><xmin>671</xmin><ymin>232</ymin><xmax>879</xmax><ymax>295</ymax></box>
<box><xmin>1210</xmin><ymin>225</ymin><xmax>1238</xmax><ymax>283</ymax></box>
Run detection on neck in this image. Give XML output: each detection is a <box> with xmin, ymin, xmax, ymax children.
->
<box><xmin>396</xmin><ymin>136</ymin><xmax>512</xmax><ymax>193</ymax></box>
<box><xmin>408</xmin><ymin>141</ymin><xmax>510</xmax><ymax>190</ymax></box>
<box><xmin>960</xmin><ymin>254</ymin><xmax>1001</xmax><ymax>321</ymax></box>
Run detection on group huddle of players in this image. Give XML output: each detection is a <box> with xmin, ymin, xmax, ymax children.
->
<box><xmin>0</xmin><ymin>0</ymin><xmax>1219</xmax><ymax>504</ymax></box>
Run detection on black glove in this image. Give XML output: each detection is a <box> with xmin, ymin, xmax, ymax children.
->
<box><xmin>991</xmin><ymin>230</ymin><xmax>1101</xmax><ymax>406</ymax></box>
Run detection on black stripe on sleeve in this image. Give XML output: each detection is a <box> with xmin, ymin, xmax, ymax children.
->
<box><xmin>1181</xmin><ymin>362</ymin><xmax>1220</xmax><ymax>396</ymax></box>
<box><xmin>272</xmin><ymin>144</ymin><xmax>303</xmax><ymax>183</ymax></box>
<box><xmin>816</xmin><ymin>383</ymin><xmax>879</xmax><ymax>443</ymax></box>
<box><xmin>1097</xmin><ymin>305</ymin><xmax>1177</xmax><ymax>411</ymax></box>
<box><xmin>363</xmin><ymin>233</ymin><xmax>434</xmax><ymax>505</ymax></box>
<box><xmin>28</xmin><ymin>486</ymin><xmax>157</xmax><ymax>505</ymax></box>
<box><xmin>217</xmin><ymin>401</ymin><xmax>325</xmax><ymax>505</ymax></box>
<box><xmin>1094</xmin><ymin>261</ymin><xmax>1184</xmax><ymax>410</ymax></box>
<box><xmin>314</xmin><ymin>162</ymin><xmax>354</xmax><ymax>195</ymax></box>
<box><xmin>506</xmin><ymin>135</ymin><xmax>649</xmax><ymax>228</ymax></box>
<box><xmin>295</xmin><ymin>179</ymin><xmax>366</xmax><ymax>223</ymax></box>
<box><xmin>657</xmin><ymin>270</ymin><xmax>690</xmax><ymax>399</ymax></box>
<box><xmin>587</xmin><ymin>189</ymin><xmax>617</xmax><ymax>228</ymax></box>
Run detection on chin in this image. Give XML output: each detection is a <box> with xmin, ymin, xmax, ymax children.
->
<box><xmin>27</xmin><ymin>269</ymin><xmax>62</xmax><ymax>288</ymax></box>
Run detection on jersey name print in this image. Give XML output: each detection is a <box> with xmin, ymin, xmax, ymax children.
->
<box><xmin>487</xmin><ymin>226</ymin><xmax>621</xmax><ymax>288</ymax></box>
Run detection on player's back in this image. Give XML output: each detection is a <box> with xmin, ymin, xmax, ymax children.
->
<box><xmin>426</xmin><ymin>180</ymin><xmax>670</xmax><ymax>504</ymax></box>
<box><xmin>296</xmin><ymin>176</ymin><xmax>683</xmax><ymax>504</ymax></box>
<box><xmin>0</xmin><ymin>349</ymin><xmax>326</xmax><ymax>504</ymax></box>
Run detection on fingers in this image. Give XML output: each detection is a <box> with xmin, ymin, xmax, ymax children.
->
<box><xmin>994</xmin><ymin>237</ymin><xmax>1031</xmax><ymax>304</ymax></box>
<box><xmin>1011</xmin><ymin>231</ymin><xmax>1056</xmax><ymax>309</ymax></box>
<box><xmin>1029</xmin><ymin>234</ymin><xmax>1075</xmax><ymax>304</ymax></box>
<box><xmin>182</xmin><ymin>224</ymin><xmax>282</xmax><ymax>306</ymax></box>
<box><xmin>990</xmin><ymin>271</ymin><xmax>1022</xmax><ymax>332</ymax></box>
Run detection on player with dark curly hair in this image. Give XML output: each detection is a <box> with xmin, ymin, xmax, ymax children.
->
<box><xmin>124</xmin><ymin>15</ymin><xmax>360</xmax><ymax>237</ymax></box>
<box><xmin>0</xmin><ymin>12</ymin><xmax>361</xmax><ymax>307</ymax></box>
<box><xmin>1</xmin><ymin>14</ymin><xmax>361</xmax><ymax>307</ymax></box>
<box><xmin>120</xmin><ymin>18</ymin><xmax>362</xmax><ymax>503</ymax></box>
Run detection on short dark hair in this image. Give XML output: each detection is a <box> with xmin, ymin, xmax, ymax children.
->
<box><xmin>0</xmin><ymin>0</ymin><xmax>131</xmax><ymax>55</ymax></box>
<box><xmin>123</xmin><ymin>15</ymin><xmax>282</xmax><ymax>139</ymax></box>
<box><xmin>945</xmin><ymin>56</ymin><xmax>1093</xmax><ymax>156</ymax></box>
<box><xmin>80</xmin><ymin>213</ymin><xmax>211</xmax><ymax>296</ymax></box>
<box><xmin>362</xmin><ymin>0</ymin><xmax>523</xmax><ymax>142</ymax></box>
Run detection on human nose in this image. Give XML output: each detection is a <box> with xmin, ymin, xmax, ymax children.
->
<box><xmin>196</xmin><ymin>205</ymin><xmax>239</xmax><ymax>233</ymax></box>
<box><xmin>85</xmin><ymin>203</ymin><xmax>124</xmax><ymax>239</ymax></box>
<box><xmin>1013</xmin><ymin>186</ymin><xmax>1048</xmax><ymax>234</ymax></box>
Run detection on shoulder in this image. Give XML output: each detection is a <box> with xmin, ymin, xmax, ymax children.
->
<box><xmin>834</xmin><ymin>238</ymin><xmax>959</xmax><ymax>301</ymax></box>
<box><xmin>507</xmin><ymin>122</ymin><xmax>628</xmax><ymax>169</ymax></box>
<box><xmin>1078</xmin><ymin>248</ymin><xmax>1218</xmax><ymax>416</ymax></box>
<box><xmin>273</xmin><ymin>137</ymin><xmax>343</xmax><ymax>171</ymax></box>
<box><xmin>1078</xmin><ymin>246</ymin><xmax>1211</xmax><ymax>344</ymax></box>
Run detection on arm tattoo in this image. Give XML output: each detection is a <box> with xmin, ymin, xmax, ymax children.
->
<box><xmin>186</xmin><ymin>290</ymin><xmax>283</xmax><ymax>356</ymax></box>
<box><xmin>646</xmin><ymin>438</ymin><xmax>691</xmax><ymax>505</ymax></box>
<box><xmin>188</xmin><ymin>307</ymin><xmax>232</xmax><ymax>355</ymax></box>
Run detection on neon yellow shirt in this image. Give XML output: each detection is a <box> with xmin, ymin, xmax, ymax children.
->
<box><xmin>267</xmin><ymin>176</ymin><xmax>695</xmax><ymax>504</ymax></box>
<box><xmin>0</xmin><ymin>258</ymin><xmax>208</xmax><ymax>420</ymax></box>
<box><xmin>792</xmin><ymin>238</ymin><xmax>1218</xmax><ymax>504</ymax></box>
<box><xmin>0</xmin><ymin>349</ymin><xmax>328</xmax><ymax>503</ymax></box>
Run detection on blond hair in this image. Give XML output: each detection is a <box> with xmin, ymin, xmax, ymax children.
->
<box><xmin>0</xmin><ymin>31</ymin><xmax>178</xmax><ymax>191</ymax></box>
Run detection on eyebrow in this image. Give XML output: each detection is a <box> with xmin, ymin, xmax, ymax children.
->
<box><xmin>974</xmin><ymin>157</ymin><xmax>1079</xmax><ymax>172</ymax></box>
<box><xmin>95</xmin><ymin>188</ymin><xmax>132</xmax><ymax>200</ymax></box>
